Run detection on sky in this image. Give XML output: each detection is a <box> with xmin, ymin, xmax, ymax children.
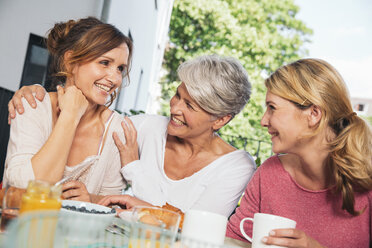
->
<box><xmin>295</xmin><ymin>0</ymin><xmax>372</xmax><ymax>99</ymax></box>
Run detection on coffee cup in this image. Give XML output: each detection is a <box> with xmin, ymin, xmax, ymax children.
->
<box><xmin>181</xmin><ymin>209</ymin><xmax>227</xmax><ymax>245</ymax></box>
<box><xmin>240</xmin><ymin>213</ymin><xmax>296</xmax><ymax>248</ymax></box>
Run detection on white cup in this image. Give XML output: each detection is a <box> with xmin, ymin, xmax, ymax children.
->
<box><xmin>240</xmin><ymin>213</ymin><xmax>296</xmax><ymax>248</ymax></box>
<box><xmin>181</xmin><ymin>209</ymin><xmax>227</xmax><ymax>245</ymax></box>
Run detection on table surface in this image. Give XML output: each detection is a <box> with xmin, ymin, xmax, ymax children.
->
<box><xmin>0</xmin><ymin>210</ymin><xmax>252</xmax><ymax>248</ymax></box>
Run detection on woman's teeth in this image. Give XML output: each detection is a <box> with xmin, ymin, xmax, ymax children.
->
<box><xmin>94</xmin><ymin>83</ymin><xmax>111</xmax><ymax>92</ymax></box>
<box><xmin>172</xmin><ymin>117</ymin><xmax>185</xmax><ymax>125</ymax></box>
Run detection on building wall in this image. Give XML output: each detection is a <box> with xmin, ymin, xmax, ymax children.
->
<box><xmin>0</xmin><ymin>0</ymin><xmax>173</xmax><ymax>114</ymax></box>
<box><xmin>351</xmin><ymin>97</ymin><xmax>372</xmax><ymax>117</ymax></box>
<box><xmin>0</xmin><ymin>0</ymin><xmax>104</xmax><ymax>92</ymax></box>
<box><xmin>107</xmin><ymin>0</ymin><xmax>173</xmax><ymax>114</ymax></box>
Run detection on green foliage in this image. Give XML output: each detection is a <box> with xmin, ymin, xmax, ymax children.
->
<box><xmin>160</xmin><ymin>0</ymin><xmax>312</xmax><ymax>164</ymax></box>
<box><xmin>361</xmin><ymin>115</ymin><xmax>372</xmax><ymax>126</ymax></box>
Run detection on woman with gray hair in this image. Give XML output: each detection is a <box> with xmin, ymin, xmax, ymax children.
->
<box><xmin>8</xmin><ymin>54</ymin><xmax>255</xmax><ymax>218</ymax></box>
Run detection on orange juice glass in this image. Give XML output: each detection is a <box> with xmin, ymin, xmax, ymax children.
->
<box><xmin>19</xmin><ymin>180</ymin><xmax>62</xmax><ymax>213</ymax></box>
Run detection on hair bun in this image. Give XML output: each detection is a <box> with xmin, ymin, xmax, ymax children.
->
<box><xmin>47</xmin><ymin>20</ymin><xmax>76</xmax><ymax>55</ymax></box>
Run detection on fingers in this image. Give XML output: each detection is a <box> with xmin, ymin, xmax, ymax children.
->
<box><xmin>113</xmin><ymin>132</ymin><xmax>125</xmax><ymax>151</ymax></box>
<box><xmin>123</xmin><ymin>116</ymin><xmax>137</xmax><ymax>142</ymax></box>
<box><xmin>57</xmin><ymin>85</ymin><xmax>65</xmax><ymax>100</ymax></box>
<box><xmin>98</xmin><ymin>195</ymin><xmax>129</xmax><ymax>208</ymax></box>
<box><xmin>21</xmin><ymin>85</ymin><xmax>37</xmax><ymax>108</ymax></box>
<box><xmin>62</xmin><ymin>181</ymin><xmax>89</xmax><ymax>201</ymax></box>
<box><xmin>270</xmin><ymin>229</ymin><xmax>302</xmax><ymax>239</ymax></box>
<box><xmin>263</xmin><ymin>229</ymin><xmax>304</xmax><ymax>248</ymax></box>
<box><xmin>8</xmin><ymin>101</ymin><xmax>16</xmax><ymax>123</ymax></box>
<box><xmin>34</xmin><ymin>84</ymin><xmax>47</xmax><ymax>101</ymax></box>
<box><xmin>263</xmin><ymin>236</ymin><xmax>297</xmax><ymax>247</ymax></box>
<box><xmin>11</xmin><ymin>89</ymin><xmax>27</xmax><ymax>115</ymax></box>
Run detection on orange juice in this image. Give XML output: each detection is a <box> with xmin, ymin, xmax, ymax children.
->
<box><xmin>129</xmin><ymin>239</ymin><xmax>170</xmax><ymax>248</ymax></box>
<box><xmin>19</xmin><ymin>180</ymin><xmax>62</xmax><ymax>214</ymax></box>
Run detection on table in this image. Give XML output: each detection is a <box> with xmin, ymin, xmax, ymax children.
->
<box><xmin>0</xmin><ymin>211</ymin><xmax>252</xmax><ymax>248</ymax></box>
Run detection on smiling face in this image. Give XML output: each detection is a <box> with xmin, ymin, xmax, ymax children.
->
<box><xmin>167</xmin><ymin>82</ymin><xmax>218</xmax><ymax>139</ymax></box>
<box><xmin>68</xmin><ymin>43</ymin><xmax>129</xmax><ymax>106</ymax></box>
<box><xmin>261</xmin><ymin>91</ymin><xmax>312</xmax><ymax>154</ymax></box>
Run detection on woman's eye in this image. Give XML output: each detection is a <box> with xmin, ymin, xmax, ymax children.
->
<box><xmin>100</xmin><ymin>60</ymin><xmax>109</xmax><ymax>66</ymax></box>
<box><xmin>118</xmin><ymin>66</ymin><xmax>124</xmax><ymax>72</ymax></box>
<box><xmin>268</xmin><ymin>105</ymin><xmax>275</xmax><ymax>110</ymax></box>
<box><xmin>174</xmin><ymin>92</ymin><xmax>180</xmax><ymax>99</ymax></box>
<box><xmin>186</xmin><ymin>103</ymin><xmax>195</xmax><ymax>110</ymax></box>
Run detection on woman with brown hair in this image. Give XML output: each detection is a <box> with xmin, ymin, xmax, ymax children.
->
<box><xmin>227</xmin><ymin>58</ymin><xmax>372</xmax><ymax>247</ymax></box>
<box><xmin>3</xmin><ymin>17</ymin><xmax>133</xmax><ymax>203</ymax></box>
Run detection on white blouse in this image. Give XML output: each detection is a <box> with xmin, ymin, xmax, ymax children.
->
<box><xmin>4</xmin><ymin>93</ymin><xmax>127</xmax><ymax>195</ymax></box>
<box><xmin>122</xmin><ymin>114</ymin><xmax>256</xmax><ymax>217</ymax></box>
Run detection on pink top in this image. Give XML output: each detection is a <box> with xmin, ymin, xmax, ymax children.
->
<box><xmin>226</xmin><ymin>155</ymin><xmax>372</xmax><ymax>248</ymax></box>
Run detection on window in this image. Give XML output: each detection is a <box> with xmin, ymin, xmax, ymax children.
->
<box><xmin>20</xmin><ymin>33</ymin><xmax>52</xmax><ymax>89</ymax></box>
<box><xmin>128</xmin><ymin>30</ymin><xmax>133</xmax><ymax>42</ymax></box>
<box><xmin>134</xmin><ymin>69</ymin><xmax>144</xmax><ymax>109</ymax></box>
<box><xmin>356</xmin><ymin>104</ymin><xmax>365</xmax><ymax>112</ymax></box>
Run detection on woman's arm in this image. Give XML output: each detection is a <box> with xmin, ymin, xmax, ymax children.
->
<box><xmin>98</xmin><ymin>194</ymin><xmax>152</xmax><ymax>210</ymax></box>
<box><xmin>30</xmin><ymin>86</ymin><xmax>88</xmax><ymax>183</ymax></box>
<box><xmin>226</xmin><ymin>168</ymin><xmax>260</xmax><ymax>242</ymax></box>
<box><xmin>6</xmin><ymin>86</ymin><xmax>88</xmax><ymax>186</ymax></box>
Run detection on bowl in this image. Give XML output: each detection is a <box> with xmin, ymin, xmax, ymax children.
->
<box><xmin>58</xmin><ymin>200</ymin><xmax>115</xmax><ymax>241</ymax></box>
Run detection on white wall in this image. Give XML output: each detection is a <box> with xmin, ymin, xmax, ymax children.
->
<box><xmin>0</xmin><ymin>0</ymin><xmax>174</xmax><ymax>114</ymax></box>
<box><xmin>107</xmin><ymin>0</ymin><xmax>173</xmax><ymax>114</ymax></box>
<box><xmin>0</xmin><ymin>0</ymin><xmax>104</xmax><ymax>92</ymax></box>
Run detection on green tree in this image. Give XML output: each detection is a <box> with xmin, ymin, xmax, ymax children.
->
<box><xmin>160</xmin><ymin>0</ymin><xmax>312</xmax><ymax>163</ymax></box>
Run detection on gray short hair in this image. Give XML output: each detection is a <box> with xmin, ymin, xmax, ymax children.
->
<box><xmin>177</xmin><ymin>54</ymin><xmax>251</xmax><ymax>117</ymax></box>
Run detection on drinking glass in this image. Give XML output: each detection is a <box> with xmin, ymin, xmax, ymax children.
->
<box><xmin>1</xmin><ymin>186</ymin><xmax>24</xmax><ymax>232</ymax></box>
<box><xmin>129</xmin><ymin>206</ymin><xmax>181</xmax><ymax>248</ymax></box>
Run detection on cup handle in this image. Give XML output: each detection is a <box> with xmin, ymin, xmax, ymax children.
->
<box><xmin>239</xmin><ymin>217</ymin><xmax>253</xmax><ymax>242</ymax></box>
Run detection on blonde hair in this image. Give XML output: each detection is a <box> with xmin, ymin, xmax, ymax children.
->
<box><xmin>265</xmin><ymin>58</ymin><xmax>372</xmax><ymax>216</ymax></box>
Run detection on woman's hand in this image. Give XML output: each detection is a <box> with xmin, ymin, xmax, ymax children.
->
<box><xmin>98</xmin><ymin>194</ymin><xmax>151</xmax><ymax>211</ymax></box>
<box><xmin>113</xmin><ymin>116</ymin><xmax>139</xmax><ymax>167</ymax></box>
<box><xmin>62</xmin><ymin>180</ymin><xmax>91</xmax><ymax>202</ymax></box>
<box><xmin>57</xmin><ymin>85</ymin><xmax>88</xmax><ymax>121</ymax></box>
<box><xmin>263</xmin><ymin>228</ymin><xmax>325</xmax><ymax>248</ymax></box>
<box><xmin>8</xmin><ymin>84</ymin><xmax>46</xmax><ymax>123</ymax></box>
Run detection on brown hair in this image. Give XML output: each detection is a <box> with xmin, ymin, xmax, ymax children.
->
<box><xmin>46</xmin><ymin>17</ymin><xmax>133</xmax><ymax>106</ymax></box>
<box><xmin>265</xmin><ymin>58</ymin><xmax>372</xmax><ymax>216</ymax></box>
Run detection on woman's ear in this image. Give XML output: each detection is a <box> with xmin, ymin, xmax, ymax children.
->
<box><xmin>308</xmin><ymin>105</ymin><xmax>322</xmax><ymax>128</ymax></box>
<box><xmin>212</xmin><ymin>114</ymin><xmax>232</xmax><ymax>131</ymax></box>
<box><xmin>63</xmin><ymin>50</ymin><xmax>75</xmax><ymax>73</ymax></box>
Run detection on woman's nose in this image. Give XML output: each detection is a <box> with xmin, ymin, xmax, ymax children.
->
<box><xmin>170</xmin><ymin>97</ymin><xmax>182</xmax><ymax>113</ymax></box>
<box><xmin>106</xmin><ymin>67</ymin><xmax>121</xmax><ymax>84</ymax></box>
<box><xmin>260</xmin><ymin>111</ymin><xmax>269</xmax><ymax>127</ymax></box>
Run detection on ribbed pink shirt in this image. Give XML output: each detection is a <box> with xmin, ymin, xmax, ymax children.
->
<box><xmin>226</xmin><ymin>155</ymin><xmax>372</xmax><ymax>248</ymax></box>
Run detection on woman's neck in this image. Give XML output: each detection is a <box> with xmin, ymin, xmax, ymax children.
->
<box><xmin>283</xmin><ymin>133</ymin><xmax>333</xmax><ymax>190</ymax></box>
<box><xmin>167</xmin><ymin>132</ymin><xmax>234</xmax><ymax>158</ymax></box>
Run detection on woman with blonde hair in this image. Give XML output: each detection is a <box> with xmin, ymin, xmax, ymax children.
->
<box><xmin>227</xmin><ymin>58</ymin><xmax>372</xmax><ymax>247</ymax></box>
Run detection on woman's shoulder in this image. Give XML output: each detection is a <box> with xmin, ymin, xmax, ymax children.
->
<box><xmin>256</xmin><ymin>155</ymin><xmax>285</xmax><ymax>175</ymax></box>
<box><xmin>20</xmin><ymin>91</ymin><xmax>52</xmax><ymax>115</ymax></box>
<box><xmin>224</xmin><ymin>150</ymin><xmax>256</xmax><ymax>168</ymax></box>
<box><xmin>129</xmin><ymin>114</ymin><xmax>169</xmax><ymax>131</ymax></box>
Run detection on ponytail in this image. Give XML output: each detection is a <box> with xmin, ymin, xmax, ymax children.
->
<box><xmin>329</xmin><ymin>114</ymin><xmax>372</xmax><ymax>215</ymax></box>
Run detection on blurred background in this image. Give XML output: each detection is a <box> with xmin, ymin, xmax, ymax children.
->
<box><xmin>0</xmin><ymin>0</ymin><xmax>371</xmax><ymax>179</ymax></box>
